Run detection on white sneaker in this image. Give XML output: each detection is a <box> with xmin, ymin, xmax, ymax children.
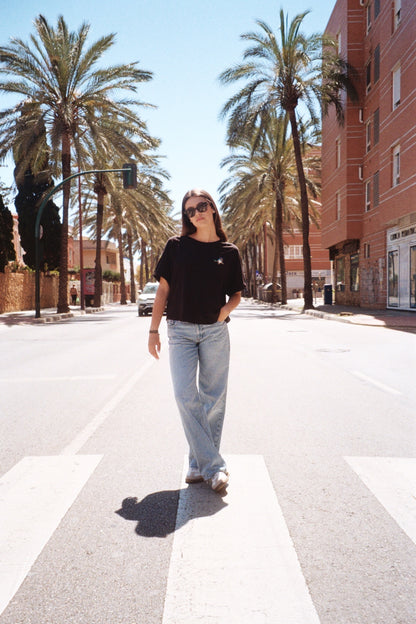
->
<box><xmin>210</xmin><ymin>471</ymin><xmax>229</xmax><ymax>492</ymax></box>
<box><xmin>185</xmin><ymin>467</ymin><xmax>204</xmax><ymax>484</ymax></box>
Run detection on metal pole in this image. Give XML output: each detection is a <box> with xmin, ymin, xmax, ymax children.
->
<box><xmin>34</xmin><ymin>167</ymin><xmax>132</xmax><ymax>318</ymax></box>
<box><xmin>78</xmin><ymin>172</ymin><xmax>85</xmax><ymax>310</ymax></box>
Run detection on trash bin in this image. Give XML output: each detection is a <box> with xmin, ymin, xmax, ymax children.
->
<box><xmin>323</xmin><ymin>284</ymin><xmax>333</xmax><ymax>305</ymax></box>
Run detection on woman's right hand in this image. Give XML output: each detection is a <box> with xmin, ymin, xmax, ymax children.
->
<box><xmin>148</xmin><ymin>332</ymin><xmax>161</xmax><ymax>359</ymax></box>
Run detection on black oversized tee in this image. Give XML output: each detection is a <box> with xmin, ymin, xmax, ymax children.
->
<box><xmin>154</xmin><ymin>236</ymin><xmax>245</xmax><ymax>324</ymax></box>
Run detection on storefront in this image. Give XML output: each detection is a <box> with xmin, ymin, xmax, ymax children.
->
<box><xmin>387</xmin><ymin>222</ymin><xmax>416</xmax><ymax>311</ymax></box>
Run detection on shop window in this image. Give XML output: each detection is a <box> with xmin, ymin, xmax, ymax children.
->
<box><xmin>336</xmin><ymin>256</ymin><xmax>345</xmax><ymax>291</ymax></box>
<box><xmin>410</xmin><ymin>246</ymin><xmax>416</xmax><ymax>308</ymax></box>
<box><xmin>365</xmin><ymin>180</ymin><xmax>371</xmax><ymax>212</ymax></box>
<box><xmin>373</xmin><ymin>171</ymin><xmax>379</xmax><ymax>207</ymax></box>
<box><xmin>350</xmin><ymin>254</ymin><xmax>360</xmax><ymax>292</ymax></box>
<box><xmin>392</xmin><ymin>144</ymin><xmax>400</xmax><ymax>186</ymax></box>
<box><xmin>388</xmin><ymin>249</ymin><xmax>399</xmax><ymax>306</ymax></box>
<box><xmin>374</xmin><ymin>45</ymin><xmax>380</xmax><ymax>83</ymax></box>
<box><xmin>373</xmin><ymin>108</ymin><xmax>380</xmax><ymax>144</ymax></box>
<box><xmin>392</xmin><ymin>65</ymin><xmax>401</xmax><ymax>109</ymax></box>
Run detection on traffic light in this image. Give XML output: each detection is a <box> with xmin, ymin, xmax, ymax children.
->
<box><xmin>122</xmin><ymin>163</ymin><xmax>137</xmax><ymax>189</ymax></box>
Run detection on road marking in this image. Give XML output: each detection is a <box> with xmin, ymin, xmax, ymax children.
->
<box><xmin>345</xmin><ymin>457</ymin><xmax>416</xmax><ymax>545</ymax></box>
<box><xmin>61</xmin><ymin>358</ymin><xmax>154</xmax><ymax>455</ymax></box>
<box><xmin>162</xmin><ymin>455</ymin><xmax>321</xmax><ymax>624</ymax></box>
<box><xmin>351</xmin><ymin>371</ymin><xmax>402</xmax><ymax>396</ymax></box>
<box><xmin>0</xmin><ymin>455</ymin><xmax>102</xmax><ymax>617</ymax></box>
<box><xmin>0</xmin><ymin>374</ymin><xmax>116</xmax><ymax>383</ymax></box>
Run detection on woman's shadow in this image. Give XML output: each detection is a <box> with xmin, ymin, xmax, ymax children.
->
<box><xmin>115</xmin><ymin>483</ymin><xmax>228</xmax><ymax>538</ymax></box>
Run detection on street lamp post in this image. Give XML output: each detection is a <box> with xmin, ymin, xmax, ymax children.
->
<box><xmin>35</xmin><ymin>164</ymin><xmax>136</xmax><ymax>318</ymax></box>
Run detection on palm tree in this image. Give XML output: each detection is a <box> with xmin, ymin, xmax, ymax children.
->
<box><xmin>0</xmin><ymin>15</ymin><xmax>154</xmax><ymax>312</ymax></box>
<box><xmin>219</xmin><ymin>9</ymin><xmax>357</xmax><ymax>309</ymax></box>
<box><xmin>221</xmin><ymin>112</ymin><xmax>296</xmax><ymax>303</ymax></box>
<box><xmin>79</xmin><ymin>158</ymin><xmax>174</xmax><ymax>303</ymax></box>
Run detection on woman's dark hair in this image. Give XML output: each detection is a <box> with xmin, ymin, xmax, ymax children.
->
<box><xmin>181</xmin><ymin>189</ymin><xmax>227</xmax><ymax>242</ymax></box>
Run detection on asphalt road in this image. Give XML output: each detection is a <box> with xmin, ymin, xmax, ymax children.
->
<box><xmin>0</xmin><ymin>300</ymin><xmax>415</xmax><ymax>623</ymax></box>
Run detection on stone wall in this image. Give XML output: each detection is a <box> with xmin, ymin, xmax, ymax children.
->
<box><xmin>0</xmin><ymin>270</ymin><xmax>59</xmax><ymax>313</ymax></box>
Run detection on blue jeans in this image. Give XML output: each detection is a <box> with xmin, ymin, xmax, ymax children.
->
<box><xmin>167</xmin><ymin>320</ymin><xmax>230</xmax><ymax>480</ymax></box>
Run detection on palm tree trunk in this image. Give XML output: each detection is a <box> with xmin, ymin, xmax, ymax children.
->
<box><xmin>143</xmin><ymin>240</ymin><xmax>149</xmax><ymax>283</ymax></box>
<box><xmin>140</xmin><ymin>238</ymin><xmax>144</xmax><ymax>290</ymax></box>
<box><xmin>275</xmin><ymin>191</ymin><xmax>287</xmax><ymax>304</ymax></box>
<box><xmin>263</xmin><ymin>222</ymin><xmax>268</xmax><ymax>282</ymax></box>
<box><xmin>94</xmin><ymin>185</ymin><xmax>105</xmax><ymax>307</ymax></box>
<box><xmin>288</xmin><ymin>108</ymin><xmax>313</xmax><ymax>310</ymax></box>
<box><xmin>57</xmin><ymin>131</ymin><xmax>71</xmax><ymax>313</ymax></box>
<box><xmin>127</xmin><ymin>230</ymin><xmax>136</xmax><ymax>303</ymax></box>
<box><xmin>243</xmin><ymin>247</ymin><xmax>251</xmax><ymax>296</ymax></box>
<box><xmin>117</xmin><ymin>225</ymin><xmax>127</xmax><ymax>305</ymax></box>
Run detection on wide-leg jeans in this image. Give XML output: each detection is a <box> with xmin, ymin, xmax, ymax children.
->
<box><xmin>167</xmin><ymin>320</ymin><xmax>230</xmax><ymax>480</ymax></box>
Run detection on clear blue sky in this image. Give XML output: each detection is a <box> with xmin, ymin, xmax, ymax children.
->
<box><xmin>0</xmin><ymin>0</ymin><xmax>336</xmax><ymax>215</ymax></box>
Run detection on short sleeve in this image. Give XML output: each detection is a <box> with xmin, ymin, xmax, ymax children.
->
<box><xmin>226</xmin><ymin>248</ymin><xmax>245</xmax><ymax>295</ymax></box>
<box><xmin>154</xmin><ymin>239</ymin><xmax>174</xmax><ymax>284</ymax></box>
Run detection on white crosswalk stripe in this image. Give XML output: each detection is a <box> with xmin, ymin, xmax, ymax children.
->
<box><xmin>0</xmin><ymin>455</ymin><xmax>103</xmax><ymax>617</ymax></box>
<box><xmin>162</xmin><ymin>455</ymin><xmax>321</xmax><ymax>624</ymax></box>
<box><xmin>345</xmin><ymin>456</ymin><xmax>416</xmax><ymax>545</ymax></box>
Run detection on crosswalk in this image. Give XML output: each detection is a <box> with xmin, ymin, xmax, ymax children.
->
<box><xmin>0</xmin><ymin>453</ymin><xmax>415</xmax><ymax>621</ymax></box>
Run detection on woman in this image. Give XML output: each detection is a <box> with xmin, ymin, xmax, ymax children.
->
<box><xmin>148</xmin><ymin>189</ymin><xmax>245</xmax><ymax>492</ymax></box>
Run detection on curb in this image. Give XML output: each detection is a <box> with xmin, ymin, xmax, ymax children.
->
<box><xmin>33</xmin><ymin>307</ymin><xmax>104</xmax><ymax>323</ymax></box>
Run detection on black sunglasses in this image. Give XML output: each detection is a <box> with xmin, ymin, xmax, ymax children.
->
<box><xmin>184</xmin><ymin>201</ymin><xmax>211</xmax><ymax>219</ymax></box>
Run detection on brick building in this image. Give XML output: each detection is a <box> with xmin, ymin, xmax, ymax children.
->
<box><xmin>264</xmin><ymin>222</ymin><xmax>331</xmax><ymax>297</ymax></box>
<box><xmin>321</xmin><ymin>0</ymin><xmax>416</xmax><ymax>310</ymax></box>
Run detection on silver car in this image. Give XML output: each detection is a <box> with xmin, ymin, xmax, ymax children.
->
<box><xmin>138</xmin><ymin>282</ymin><xmax>159</xmax><ymax>316</ymax></box>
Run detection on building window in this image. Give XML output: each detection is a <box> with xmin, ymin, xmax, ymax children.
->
<box><xmin>374</xmin><ymin>45</ymin><xmax>380</xmax><ymax>83</ymax></box>
<box><xmin>336</xmin><ymin>31</ymin><xmax>342</xmax><ymax>54</ymax></box>
<box><xmin>366</xmin><ymin>4</ymin><xmax>372</xmax><ymax>33</ymax></box>
<box><xmin>336</xmin><ymin>193</ymin><xmax>341</xmax><ymax>221</ymax></box>
<box><xmin>336</xmin><ymin>256</ymin><xmax>345</xmax><ymax>291</ymax></box>
<box><xmin>284</xmin><ymin>245</ymin><xmax>303</xmax><ymax>259</ymax></box>
<box><xmin>410</xmin><ymin>246</ymin><xmax>416</xmax><ymax>308</ymax></box>
<box><xmin>366</xmin><ymin>60</ymin><xmax>372</xmax><ymax>93</ymax></box>
<box><xmin>365</xmin><ymin>180</ymin><xmax>371</xmax><ymax>211</ymax></box>
<box><xmin>373</xmin><ymin>108</ymin><xmax>380</xmax><ymax>144</ymax></box>
<box><xmin>350</xmin><ymin>254</ymin><xmax>360</xmax><ymax>292</ymax></box>
<box><xmin>388</xmin><ymin>249</ymin><xmax>399</xmax><ymax>306</ymax></box>
<box><xmin>373</xmin><ymin>171</ymin><xmax>380</xmax><ymax>207</ymax></box>
<box><xmin>336</xmin><ymin>138</ymin><xmax>341</xmax><ymax>168</ymax></box>
<box><xmin>392</xmin><ymin>65</ymin><xmax>401</xmax><ymax>109</ymax></box>
<box><xmin>394</xmin><ymin>0</ymin><xmax>401</xmax><ymax>30</ymax></box>
<box><xmin>364</xmin><ymin>243</ymin><xmax>371</xmax><ymax>259</ymax></box>
<box><xmin>392</xmin><ymin>144</ymin><xmax>400</xmax><ymax>186</ymax></box>
<box><xmin>374</xmin><ymin>0</ymin><xmax>380</xmax><ymax>18</ymax></box>
<box><xmin>366</xmin><ymin>120</ymin><xmax>371</xmax><ymax>153</ymax></box>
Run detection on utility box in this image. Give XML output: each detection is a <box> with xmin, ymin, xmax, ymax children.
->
<box><xmin>324</xmin><ymin>284</ymin><xmax>333</xmax><ymax>305</ymax></box>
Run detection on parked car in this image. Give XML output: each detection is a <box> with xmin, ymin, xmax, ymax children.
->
<box><xmin>138</xmin><ymin>282</ymin><xmax>159</xmax><ymax>316</ymax></box>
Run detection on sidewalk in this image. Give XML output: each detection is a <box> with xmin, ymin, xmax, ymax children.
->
<box><xmin>1</xmin><ymin>299</ymin><xmax>415</xmax><ymax>332</ymax></box>
<box><xmin>0</xmin><ymin>306</ymin><xmax>104</xmax><ymax>326</ymax></box>
<box><xmin>281</xmin><ymin>297</ymin><xmax>416</xmax><ymax>332</ymax></box>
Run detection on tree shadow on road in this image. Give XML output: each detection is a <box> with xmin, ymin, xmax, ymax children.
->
<box><xmin>115</xmin><ymin>485</ymin><xmax>228</xmax><ymax>538</ymax></box>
